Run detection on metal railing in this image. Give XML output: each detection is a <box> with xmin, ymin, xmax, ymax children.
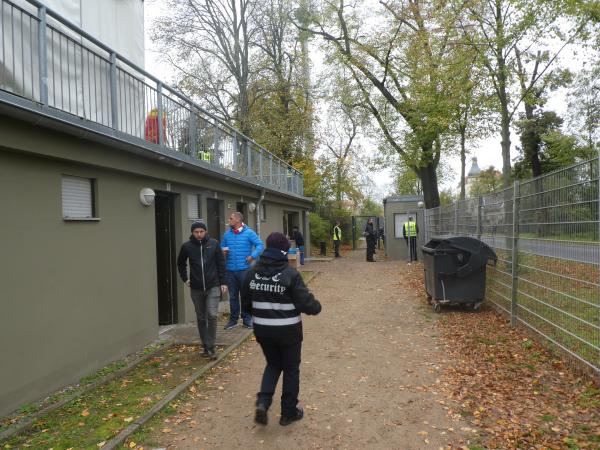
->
<box><xmin>425</xmin><ymin>157</ymin><xmax>600</xmax><ymax>376</ymax></box>
<box><xmin>0</xmin><ymin>0</ymin><xmax>304</xmax><ymax>196</ymax></box>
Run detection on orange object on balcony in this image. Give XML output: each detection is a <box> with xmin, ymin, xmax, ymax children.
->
<box><xmin>144</xmin><ymin>108</ymin><xmax>167</xmax><ymax>144</ymax></box>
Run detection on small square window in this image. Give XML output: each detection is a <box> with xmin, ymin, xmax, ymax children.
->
<box><xmin>261</xmin><ymin>203</ymin><xmax>267</xmax><ymax>222</ymax></box>
<box><xmin>62</xmin><ymin>175</ymin><xmax>96</xmax><ymax>219</ymax></box>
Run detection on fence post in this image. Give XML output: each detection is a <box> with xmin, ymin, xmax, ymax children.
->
<box><xmin>109</xmin><ymin>52</ymin><xmax>118</xmax><ymax>129</ymax></box>
<box><xmin>157</xmin><ymin>82</ymin><xmax>164</xmax><ymax>147</ymax></box>
<box><xmin>477</xmin><ymin>196</ymin><xmax>483</xmax><ymax>240</ymax></box>
<box><xmin>510</xmin><ymin>180</ymin><xmax>520</xmax><ymax>327</ymax></box>
<box><xmin>232</xmin><ymin>133</ymin><xmax>238</xmax><ymax>172</ymax></box>
<box><xmin>454</xmin><ymin>201</ymin><xmax>459</xmax><ymax>235</ymax></box>
<box><xmin>37</xmin><ymin>6</ymin><xmax>48</xmax><ymax>105</ymax></box>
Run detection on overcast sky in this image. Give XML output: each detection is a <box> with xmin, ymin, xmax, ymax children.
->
<box><xmin>143</xmin><ymin>1</ymin><xmax>581</xmax><ymax>201</ymax></box>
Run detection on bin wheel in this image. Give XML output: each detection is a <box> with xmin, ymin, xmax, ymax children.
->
<box><xmin>472</xmin><ymin>302</ymin><xmax>482</xmax><ymax>312</ymax></box>
<box><xmin>426</xmin><ymin>294</ymin><xmax>432</xmax><ymax>305</ymax></box>
<box><xmin>433</xmin><ymin>302</ymin><xmax>441</xmax><ymax>313</ymax></box>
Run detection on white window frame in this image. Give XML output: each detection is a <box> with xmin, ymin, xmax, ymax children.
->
<box><xmin>62</xmin><ymin>175</ymin><xmax>97</xmax><ymax>220</ymax></box>
<box><xmin>394</xmin><ymin>213</ymin><xmax>408</xmax><ymax>239</ymax></box>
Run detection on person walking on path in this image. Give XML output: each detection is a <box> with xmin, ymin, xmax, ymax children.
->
<box><xmin>177</xmin><ymin>221</ymin><xmax>227</xmax><ymax>360</ymax></box>
<box><xmin>221</xmin><ymin>212</ymin><xmax>265</xmax><ymax>330</ymax></box>
<box><xmin>364</xmin><ymin>218</ymin><xmax>377</xmax><ymax>262</ymax></box>
<box><xmin>241</xmin><ymin>232</ymin><xmax>322</xmax><ymax>427</ymax></box>
<box><xmin>403</xmin><ymin>216</ymin><xmax>419</xmax><ymax>262</ymax></box>
<box><xmin>291</xmin><ymin>226</ymin><xmax>305</xmax><ymax>265</ymax></box>
<box><xmin>332</xmin><ymin>220</ymin><xmax>342</xmax><ymax>258</ymax></box>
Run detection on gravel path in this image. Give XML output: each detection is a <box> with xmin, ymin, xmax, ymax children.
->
<box><xmin>141</xmin><ymin>251</ymin><xmax>472</xmax><ymax>449</ymax></box>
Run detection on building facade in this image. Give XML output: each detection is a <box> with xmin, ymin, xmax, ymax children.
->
<box><xmin>0</xmin><ymin>0</ymin><xmax>311</xmax><ymax>416</ymax></box>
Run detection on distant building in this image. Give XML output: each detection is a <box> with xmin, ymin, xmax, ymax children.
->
<box><xmin>465</xmin><ymin>157</ymin><xmax>481</xmax><ymax>196</ymax></box>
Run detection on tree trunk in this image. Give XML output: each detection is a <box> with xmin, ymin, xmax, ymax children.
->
<box><xmin>417</xmin><ymin>164</ymin><xmax>440</xmax><ymax>208</ymax></box>
<box><xmin>496</xmin><ymin>0</ymin><xmax>511</xmax><ymax>187</ymax></box>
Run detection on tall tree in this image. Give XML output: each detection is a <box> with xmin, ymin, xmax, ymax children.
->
<box><xmin>295</xmin><ymin>0</ymin><xmax>469</xmax><ymax>208</ymax></box>
<box><xmin>152</xmin><ymin>0</ymin><xmax>259</xmax><ymax>135</ymax></box>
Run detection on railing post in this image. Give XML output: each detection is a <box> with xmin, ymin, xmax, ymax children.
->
<box><xmin>269</xmin><ymin>155</ymin><xmax>273</xmax><ymax>184</ymax></box>
<box><xmin>246</xmin><ymin>141</ymin><xmax>252</xmax><ymax>177</ymax></box>
<box><xmin>188</xmin><ymin>109</ymin><xmax>196</xmax><ymax>157</ymax></box>
<box><xmin>157</xmin><ymin>82</ymin><xmax>164</xmax><ymax>147</ymax></box>
<box><xmin>37</xmin><ymin>6</ymin><xmax>48</xmax><ymax>105</ymax></box>
<box><xmin>213</xmin><ymin>120</ymin><xmax>220</xmax><ymax>164</ymax></box>
<box><xmin>259</xmin><ymin>149</ymin><xmax>263</xmax><ymax>182</ymax></box>
<box><xmin>510</xmin><ymin>180</ymin><xmax>520</xmax><ymax>327</ymax></box>
<box><xmin>109</xmin><ymin>52</ymin><xmax>118</xmax><ymax>129</ymax></box>
<box><xmin>232</xmin><ymin>133</ymin><xmax>238</xmax><ymax>172</ymax></box>
<box><xmin>477</xmin><ymin>196</ymin><xmax>483</xmax><ymax>240</ymax></box>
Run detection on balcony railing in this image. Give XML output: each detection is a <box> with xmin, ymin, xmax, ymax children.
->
<box><xmin>0</xmin><ymin>0</ymin><xmax>304</xmax><ymax>196</ymax></box>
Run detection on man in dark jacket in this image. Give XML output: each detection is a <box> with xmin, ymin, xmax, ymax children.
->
<box><xmin>177</xmin><ymin>221</ymin><xmax>227</xmax><ymax>360</ymax></box>
<box><xmin>290</xmin><ymin>226</ymin><xmax>305</xmax><ymax>265</ymax></box>
<box><xmin>241</xmin><ymin>232</ymin><xmax>322</xmax><ymax>427</ymax></box>
<box><xmin>364</xmin><ymin>218</ymin><xmax>377</xmax><ymax>262</ymax></box>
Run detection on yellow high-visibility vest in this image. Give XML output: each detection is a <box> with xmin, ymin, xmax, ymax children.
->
<box><xmin>404</xmin><ymin>221</ymin><xmax>417</xmax><ymax>237</ymax></box>
<box><xmin>333</xmin><ymin>225</ymin><xmax>342</xmax><ymax>241</ymax></box>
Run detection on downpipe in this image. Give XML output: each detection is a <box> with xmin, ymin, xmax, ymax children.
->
<box><xmin>256</xmin><ymin>189</ymin><xmax>266</xmax><ymax>237</ymax></box>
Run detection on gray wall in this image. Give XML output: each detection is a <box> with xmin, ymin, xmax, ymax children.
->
<box><xmin>0</xmin><ymin>117</ymin><xmax>312</xmax><ymax>416</ymax></box>
<box><xmin>384</xmin><ymin>197</ymin><xmax>425</xmax><ymax>261</ymax></box>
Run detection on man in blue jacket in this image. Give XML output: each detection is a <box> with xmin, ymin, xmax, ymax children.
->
<box><xmin>221</xmin><ymin>211</ymin><xmax>265</xmax><ymax>329</ymax></box>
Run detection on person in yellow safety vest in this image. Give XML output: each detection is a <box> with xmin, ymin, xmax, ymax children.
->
<box><xmin>403</xmin><ymin>216</ymin><xmax>418</xmax><ymax>262</ymax></box>
<box><xmin>332</xmin><ymin>220</ymin><xmax>342</xmax><ymax>258</ymax></box>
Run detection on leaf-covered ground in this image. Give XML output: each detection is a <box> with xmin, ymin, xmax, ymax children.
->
<box><xmin>403</xmin><ymin>262</ymin><xmax>600</xmax><ymax>450</ymax></box>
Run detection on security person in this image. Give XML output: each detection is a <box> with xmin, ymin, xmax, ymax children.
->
<box><xmin>403</xmin><ymin>216</ymin><xmax>418</xmax><ymax>262</ymax></box>
<box><xmin>332</xmin><ymin>220</ymin><xmax>342</xmax><ymax>258</ymax></box>
<box><xmin>241</xmin><ymin>232</ymin><xmax>322</xmax><ymax>426</ymax></box>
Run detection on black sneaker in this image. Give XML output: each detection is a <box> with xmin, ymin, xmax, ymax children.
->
<box><xmin>208</xmin><ymin>349</ymin><xmax>218</xmax><ymax>361</ymax></box>
<box><xmin>255</xmin><ymin>403</ymin><xmax>268</xmax><ymax>425</ymax></box>
<box><xmin>201</xmin><ymin>349</ymin><xmax>211</xmax><ymax>358</ymax></box>
<box><xmin>279</xmin><ymin>407</ymin><xmax>303</xmax><ymax>426</ymax></box>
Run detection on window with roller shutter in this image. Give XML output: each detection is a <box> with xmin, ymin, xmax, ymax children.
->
<box><xmin>62</xmin><ymin>175</ymin><xmax>96</xmax><ymax>219</ymax></box>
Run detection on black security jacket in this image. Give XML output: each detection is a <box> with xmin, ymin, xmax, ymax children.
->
<box><xmin>177</xmin><ymin>235</ymin><xmax>226</xmax><ymax>291</ymax></box>
<box><xmin>241</xmin><ymin>248</ymin><xmax>321</xmax><ymax>344</ymax></box>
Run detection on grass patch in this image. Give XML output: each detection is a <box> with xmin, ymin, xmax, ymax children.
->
<box><xmin>577</xmin><ymin>387</ymin><xmax>600</xmax><ymax>409</ymax></box>
<box><xmin>0</xmin><ymin>344</ymin><xmax>208</xmax><ymax>449</ymax></box>
<box><xmin>540</xmin><ymin>413</ymin><xmax>556</xmax><ymax>422</ymax></box>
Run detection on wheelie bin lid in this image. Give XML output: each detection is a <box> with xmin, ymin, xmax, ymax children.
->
<box><xmin>421</xmin><ymin>236</ymin><xmax>497</xmax><ymax>267</ymax></box>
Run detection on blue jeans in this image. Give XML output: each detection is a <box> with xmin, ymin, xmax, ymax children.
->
<box><xmin>227</xmin><ymin>269</ymin><xmax>251</xmax><ymax>323</ymax></box>
<box><xmin>298</xmin><ymin>245</ymin><xmax>305</xmax><ymax>265</ymax></box>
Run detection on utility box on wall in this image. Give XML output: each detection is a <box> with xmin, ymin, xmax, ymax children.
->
<box><xmin>383</xmin><ymin>195</ymin><xmax>425</xmax><ymax>261</ymax></box>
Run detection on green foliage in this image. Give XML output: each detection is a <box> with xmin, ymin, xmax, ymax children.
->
<box><xmin>308</xmin><ymin>212</ymin><xmax>330</xmax><ymax>247</ymax></box>
<box><xmin>360</xmin><ymin>197</ymin><xmax>383</xmax><ymax>217</ymax></box>
<box><xmin>469</xmin><ymin>167</ymin><xmax>503</xmax><ymax>196</ymax></box>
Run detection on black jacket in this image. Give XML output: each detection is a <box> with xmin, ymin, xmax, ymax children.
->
<box><xmin>177</xmin><ymin>235</ymin><xmax>226</xmax><ymax>291</ymax></box>
<box><xmin>291</xmin><ymin>230</ymin><xmax>305</xmax><ymax>246</ymax></box>
<box><xmin>241</xmin><ymin>248</ymin><xmax>321</xmax><ymax>344</ymax></box>
<box><xmin>364</xmin><ymin>223</ymin><xmax>376</xmax><ymax>242</ymax></box>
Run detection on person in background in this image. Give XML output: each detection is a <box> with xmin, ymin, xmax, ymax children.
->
<box><xmin>291</xmin><ymin>226</ymin><xmax>305</xmax><ymax>265</ymax></box>
<box><xmin>364</xmin><ymin>218</ymin><xmax>377</xmax><ymax>262</ymax></box>
<box><xmin>241</xmin><ymin>232</ymin><xmax>322</xmax><ymax>426</ymax></box>
<box><xmin>177</xmin><ymin>221</ymin><xmax>227</xmax><ymax>360</ymax></box>
<box><xmin>403</xmin><ymin>216</ymin><xmax>419</xmax><ymax>262</ymax></box>
<box><xmin>332</xmin><ymin>220</ymin><xmax>342</xmax><ymax>258</ymax></box>
<box><xmin>221</xmin><ymin>212</ymin><xmax>265</xmax><ymax>330</ymax></box>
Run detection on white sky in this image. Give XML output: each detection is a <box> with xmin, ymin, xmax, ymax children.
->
<box><xmin>143</xmin><ymin>1</ymin><xmax>582</xmax><ymax>201</ymax></box>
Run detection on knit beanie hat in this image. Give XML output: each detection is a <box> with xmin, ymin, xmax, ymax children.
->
<box><xmin>191</xmin><ymin>221</ymin><xmax>207</xmax><ymax>232</ymax></box>
<box><xmin>266</xmin><ymin>232</ymin><xmax>290</xmax><ymax>252</ymax></box>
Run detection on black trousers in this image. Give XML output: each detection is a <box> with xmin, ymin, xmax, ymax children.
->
<box><xmin>257</xmin><ymin>340</ymin><xmax>301</xmax><ymax>417</ymax></box>
<box><xmin>408</xmin><ymin>236</ymin><xmax>417</xmax><ymax>261</ymax></box>
<box><xmin>366</xmin><ymin>239</ymin><xmax>375</xmax><ymax>261</ymax></box>
<box><xmin>334</xmin><ymin>240</ymin><xmax>340</xmax><ymax>257</ymax></box>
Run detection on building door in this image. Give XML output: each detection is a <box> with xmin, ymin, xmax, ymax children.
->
<box><xmin>283</xmin><ymin>211</ymin><xmax>299</xmax><ymax>237</ymax></box>
<box><xmin>207</xmin><ymin>198</ymin><xmax>224</xmax><ymax>243</ymax></box>
<box><xmin>155</xmin><ymin>192</ymin><xmax>178</xmax><ymax>325</ymax></box>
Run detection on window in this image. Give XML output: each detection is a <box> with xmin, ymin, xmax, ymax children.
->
<box><xmin>394</xmin><ymin>213</ymin><xmax>408</xmax><ymax>238</ymax></box>
<box><xmin>62</xmin><ymin>175</ymin><xmax>96</xmax><ymax>219</ymax></box>
<box><xmin>188</xmin><ymin>194</ymin><xmax>202</xmax><ymax>220</ymax></box>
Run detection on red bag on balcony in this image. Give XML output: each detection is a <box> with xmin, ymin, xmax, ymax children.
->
<box><xmin>145</xmin><ymin>108</ymin><xmax>167</xmax><ymax>144</ymax></box>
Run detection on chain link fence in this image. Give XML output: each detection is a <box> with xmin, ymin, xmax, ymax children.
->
<box><xmin>425</xmin><ymin>158</ymin><xmax>600</xmax><ymax>376</ymax></box>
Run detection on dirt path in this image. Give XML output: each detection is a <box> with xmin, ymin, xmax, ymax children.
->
<box><xmin>141</xmin><ymin>251</ymin><xmax>473</xmax><ymax>449</ymax></box>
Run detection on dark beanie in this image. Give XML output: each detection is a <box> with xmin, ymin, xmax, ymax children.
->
<box><xmin>191</xmin><ymin>221</ymin><xmax>207</xmax><ymax>232</ymax></box>
<box><xmin>266</xmin><ymin>232</ymin><xmax>290</xmax><ymax>252</ymax></box>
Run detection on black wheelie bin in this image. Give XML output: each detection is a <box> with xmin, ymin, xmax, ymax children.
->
<box><xmin>422</xmin><ymin>236</ymin><xmax>497</xmax><ymax>312</ymax></box>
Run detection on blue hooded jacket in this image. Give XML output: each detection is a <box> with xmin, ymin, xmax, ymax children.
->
<box><xmin>221</xmin><ymin>225</ymin><xmax>265</xmax><ymax>271</ymax></box>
